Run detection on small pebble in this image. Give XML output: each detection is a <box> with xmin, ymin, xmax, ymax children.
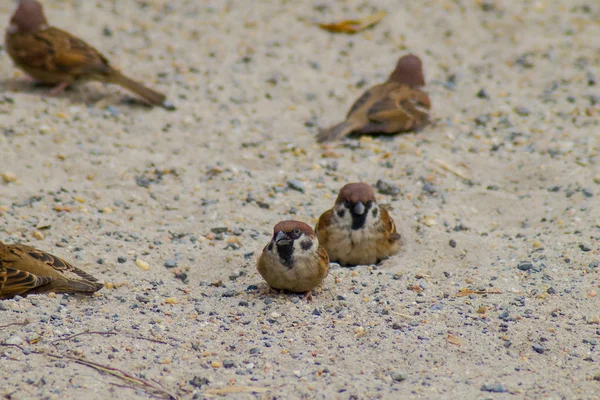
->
<box><xmin>136</xmin><ymin>294</ymin><xmax>150</xmax><ymax>303</ymax></box>
<box><xmin>375</xmin><ymin>179</ymin><xmax>401</xmax><ymax>196</ymax></box>
<box><xmin>4</xmin><ymin>336</ymin><xmax>23</xmax><ymax>345</ymax></box>
<box><xmin>517</xmin><ymin>261</ymin><xmax>533</xmax><ymax>271</ymax></box>
<box><xmin>390</xmin><ymin>372</ymin><xmax>406</xmax><ymax>382</ymax></box>
<box><xmin>514</xmin><ymin>106</ymin><xmax>531</xmax><ymax>116</ymax></box>
<box><xmin>579</xmin><ymin>244</ymin><xmax>592</xmax><ymax>252</ymax></box>
<box><xmin>189</xmin><ymin>376</ymin><xmax>209</xmax><ymax>388</ymax></box>
<box><xmin>480</xmin><ymin>383</ymin><xmax>507</xmax><ymax>393</ymax></box>
<box><xmin>136</xmin><ymin>259</ymin><xmax>150</xmax><ymax>270</ymax></box>
<box><xmin>532</xmin><ymin>344</ymin><xmax>545</xmax><ymax>354</ymax></box>
<box><xmin>286</xmin><ymin>179</ymin><xmax>305</xmax><ymax>193</ymax></box>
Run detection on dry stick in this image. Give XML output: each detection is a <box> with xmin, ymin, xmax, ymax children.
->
<box><xmin>49</xmin><ymin>330</ymin><xmax>171</xmax><ymax>346</ymax></box>
<box><xmin>70</xmin><ymin>357</ymin><xmax>178</xmax><ymax>400</ymax></box>
<box><xmin>0</xmin><ymin>320</ymin><xmax>30</xmax><ymax>329</ymax></box>
<box><xmin>51</xmin><ymin>330</ymin><xmax>117</xmax><ymax>344</ymax></box>
<box><xmin>0</xmin><ymin>343</ymin><xmax>178</xmax><ymax>400</ymax></box>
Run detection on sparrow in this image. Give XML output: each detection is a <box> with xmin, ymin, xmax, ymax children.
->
<box><xmin>315</xmin><ymin>182</ymin><xmax>401</xmax><ymax>266</ymax></box>
<box><xmin>0</xmin><ymin>241</ymin><xmax>103</xmax><ymax>299</ymax></box>
<box><xmin>317</xmin><ymin>54</ymin><xmax>431</xmax><ymax>142</ymax></box>
<box><xmin>5</xmin><ymin>0</ymin><xmax>171</xmax><ymax>108</ymax></box>
<box><xmin>257</xmin><ymin>220</ymin><xmax>330</xmax><ymax>293</ymax></box>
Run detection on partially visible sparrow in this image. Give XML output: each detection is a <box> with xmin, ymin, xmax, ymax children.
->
<box><xmin>315</xmin><ymin>182</ymin><xmax>401</xmax><ymax>266</ymax></box>
<box><xmin>5</xmin><ymin>0</ymin><xmax>172</xmax><ymax>108</ymax></box>
<box><xmin>0</xmin><ymin>242</ymin><xmax>103</xmax><ymax>299</ymax></box>
<box><xmin>317</xmin><ymin>54</ymin><xmax>430</xmax><ymax>142</ymax></box>
<box><xmin>257</xmin><ymin>220</ymin><xmax>329</xmax><ymax>293</ymax></box>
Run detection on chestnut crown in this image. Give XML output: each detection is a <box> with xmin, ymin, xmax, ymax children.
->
<box><xmin>10</xmin><ymin>0</ymin><xmax>48</xmax><ymax>34</ymax></box>
<box><xmin>335</xmin><ymin>183</ymin><xmax>376</xmax><ymax>206</ymax></box>
<box><xmin>388</xmin><ymin>54</ymin><xmax>425</xmax><ymax>87</ymax></box>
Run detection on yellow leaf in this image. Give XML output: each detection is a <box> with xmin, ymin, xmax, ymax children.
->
<box><xmin>318</xmin><ymin>11</ymin><xmax>387</xmax><ymax>34</ymax></box>
<box><xmin>447</xmin><ymin>334</ymin><xmax>462</xmax><ymax>346</ymax></box>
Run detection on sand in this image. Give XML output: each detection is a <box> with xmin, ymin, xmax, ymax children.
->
<box><xmin>1</xmin><ymin>0</ymin><xmax>599</xmax><ymax>398</ymax></box>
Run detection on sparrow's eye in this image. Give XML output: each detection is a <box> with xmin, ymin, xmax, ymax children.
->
<box><xmin>293</xmin><ymin>228</ymin><xmax>301</xmax><ymax>236</ymax></box>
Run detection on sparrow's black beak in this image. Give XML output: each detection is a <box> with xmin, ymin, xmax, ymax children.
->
<box><xmin>353</xmin><ymin>201</ymin><xmax>366</xmax><ymax>215</ymax></box>
<box><xmin>275</xmin><ymin>231</ymin><xmax>291</xmax><ymax>246</ymax></box>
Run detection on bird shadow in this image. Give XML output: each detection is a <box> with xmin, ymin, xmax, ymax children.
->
<box><xmin>0</xmin><ymin>78</ymin><xmax>155</xmax><ymax>110</ymax></box>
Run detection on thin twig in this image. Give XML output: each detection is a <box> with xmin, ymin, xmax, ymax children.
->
<box><xmin>127</xmin><ymin>335</ymin><xmax>170</xmax><ymax>345</ymax></box>
<box><xmin>51</xmin><ymin>330</ymin><xmax>117</xmax><ymax>344</ymax></box>
<box><xmin>70</xmin><ymin>357</ymin><xmax>178</xmax><ymax>399</ymax></box>
<box><xmin>204</xmin><ymin>386</ymin><xmax>271</xmax><ymax>395</ymax></box>
<box><xmin>49</xmin><ymin>330</ymin><xmax>171</xmax><ymax>346</ymax></box>
<box><xmin>433</xmin><ymin>159</ymin><xmax>473</xmax><ymax>181</ymax></box>
<box><xmin>0</xmin><ymin>343</ymin><xmax>178</xmax><ymax>400</ymax></box>
<box><xmin>0</xmin><ymin>320</ymin><xmax>30</xmax><ymax>329</ymax></box>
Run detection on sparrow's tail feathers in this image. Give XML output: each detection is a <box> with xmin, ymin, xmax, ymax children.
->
<box><xmin>41</xmin><ymin>278</ymin><xmax>104</xmax><ymax>295</ymax></box>
<box><xmin>316</xmin><ymin>120</ymin><xmax>358</xmax><ymax>143</ymax></box>
<box><xmin>109</xmin><ymin>70</ymin><xmax>172</xmax><ymax>109</ymax></box>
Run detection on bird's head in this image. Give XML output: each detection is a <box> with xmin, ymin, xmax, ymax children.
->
<box><xmin>334</xmin><ymin>183</ymin><xmax>380</xmax><ymax>231</ymax></box>
<box><xmin>8</xmin><ymin>0</ymin><xmax>48</xmax><ymax>34</ymax></box>
<box><xmin>268</xmin><ymin>220</ymin><xmax>317</xmax><ymax>267</ymax></box>
<box><xmin>388</xmin><ymin>54</ymin><xmax>425</xmax><ymax>87</ymax></box>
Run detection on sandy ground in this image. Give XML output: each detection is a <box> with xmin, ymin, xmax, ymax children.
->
<box><xmin>1</xmin><ymin>0</ymin><xmax>599</xmax><ymax>399</ymax></box>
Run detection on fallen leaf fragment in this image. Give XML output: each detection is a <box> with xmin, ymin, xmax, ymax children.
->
<box><xmin>433</xmin><ymin>159</ymin><xmax>472</xmax><ymax>181</ymax></box>
<box><xmin>204</xmin><ymin>386</ymin><xmax>271</xmax><ymax>395</ymax></box>
<box><xmin>446</xmin><ymin>334</ymin><xmax>462</xmax><ymax>346</ymax></box>
<box><xmin>318</xmin><ymin>11</ymin><xmax>387</xmax><ymax>34</ymax></box>
<box><xmin>456</xmin><ymin>288</ymin><xmax>503</xmax><ymax>297</ymax></box>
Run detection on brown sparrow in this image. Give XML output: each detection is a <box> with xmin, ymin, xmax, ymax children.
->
<box><xmin>257</xmin><ymin>221</ymin><xmax>329</xmax><ymax>293</ymax></box>
<box><xmin>317</xmin><ymin>54</ymin><xmax>431</xmax><ymax>142</ymax></box>
<box><xmin>315</xmin><ymin>183</ymin><xmax>401</xmax><ymax>266</ymax></box>
<box><xmin>0</xmin><ymin>241</ymin><xmax>103</xmax><ymax>299</ymax></box>
<box><xmin>5</xmin><ymin>0</ymin><xmax>171</xmax><ymax>108</ymax></box>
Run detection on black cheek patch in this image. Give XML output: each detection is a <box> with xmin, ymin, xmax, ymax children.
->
<box><xmin>267</xmin><ymin>242</ymin><xmax>273</xmax><ymax>252</ymax></box>
<box><xmin>337</xmin><ymin>209</ymin><xmax>345</xmax><ymax>218</ymax></box>
<box><xmin>300</xmin><ymin>240</ymin><xmax>312</xmax><ymax>251</ymax></box>
<box><xmin>372</xmin><ymin>208</ymin><xmax>378</xmax><ymax>218</ymax></box>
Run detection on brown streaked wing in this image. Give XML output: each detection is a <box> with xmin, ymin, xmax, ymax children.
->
<box><xmin>346</xmin><ymin>88</ymin><xmax>375</xmax><ymax>118</ymax></box>
<box><xmin>315</xmin><ymin>209</ymin><xmax>334</xmax><ymax>243</ymax></box>
<box><xmin>7</xmin><ymin>32</ymin><xmax>55</xmax><ymax>70</ymax></box>
<box><xmin>16</xmin><ymin>244</ymin><xmax>99</xmax><ymax>282</ymax></box>
<box><xmin>0</xmin><ymin>266</ymin><xmax>53</xmax><ymax>298</ymax></box>
<box><xmin>400</xmin><ymin>89</ymin><xmax>431</xmax><ymax>129</ymax></box>
<box><xmin>388</xmin><ymin>86</ymin><xmax>430</xmax><ymax>125</ymax></box>
<box><xmin>42</xmin><ymin>27</ymin><xmax>111</xmax><ymax>76</ymax></box>
<box><xmin>317</xmin><ymin>246</ymin><xmax>330</xmax><ymax>278</ymax></box>
<box><xmin>367</xmin><ymin>85</ymin><xmax>413</xmax><ymax>124</ymax></box>
<box><xmin>380</xmin><ymin>207</ymin><xmax>400</xmax><ymax>241</ymax></box>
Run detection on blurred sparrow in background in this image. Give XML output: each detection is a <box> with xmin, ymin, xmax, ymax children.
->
<box><xmin>5</xmin><ymin>0</ymin><xmax>172</xmax><ymax>108</ymax></box>
<box><xmin>317</xmin><ymin>54</ymin><xmax>430</xmax><ymax>142</ymax></box>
